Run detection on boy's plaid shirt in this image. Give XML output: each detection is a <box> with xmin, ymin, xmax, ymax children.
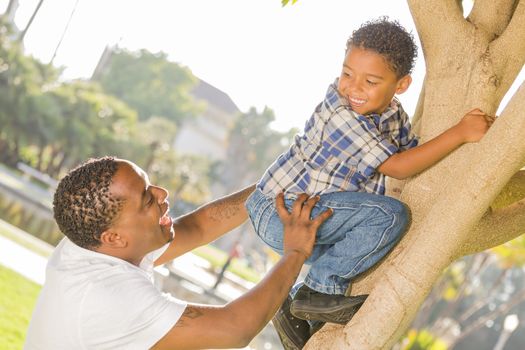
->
<box><xmin>258</xmin><ymin>80</ymin><xmax>419</xmax><ymax>197</ymax></box>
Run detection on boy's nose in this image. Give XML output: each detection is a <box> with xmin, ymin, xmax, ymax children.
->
<box><xmin>349</xmin><ymin>82</ymin><xmax>363</xmax><ymax>94</ymax></box>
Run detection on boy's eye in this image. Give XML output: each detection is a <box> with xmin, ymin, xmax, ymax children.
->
<box><xmin>367</xmin><ymin>80</ymin><xmax>378</xmax><ymax>85</ymax></box>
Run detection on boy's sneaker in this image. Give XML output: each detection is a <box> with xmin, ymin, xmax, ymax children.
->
<box><xmin>272</xmin><ymin>296</ymin><xmax>312</xmax><ymax>350</ymax></box>
<box><xmin>290</xmin><ymin>285</ymin><xmax>368</xmax><ymax>324</ymax></box>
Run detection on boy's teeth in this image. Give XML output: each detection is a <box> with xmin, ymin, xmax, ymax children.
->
<box><xmin>349</xmin><ymin>97</ymin><xmax>365</xmax><ymax>105</ymax></box>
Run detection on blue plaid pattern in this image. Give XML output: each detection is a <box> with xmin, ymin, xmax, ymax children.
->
<box><xmin>258</xmin><ymin>80</ymin><xmax>419</xmax><ymax>196</ymax></box>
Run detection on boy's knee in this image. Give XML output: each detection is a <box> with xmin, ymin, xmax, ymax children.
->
<box><xmin>380</xmin><ymin>197</ymin><xmax>411</xmax><ymax>234</ymax></box>
<box><xmin>402</xmin><ymin>203</ymin><xmax>412</xmax><ymax>227</ymax></box>
<box><xmin>394</xmin><ymin>201</ymin><xmax>412</xmax><ymax>233</ymax></box>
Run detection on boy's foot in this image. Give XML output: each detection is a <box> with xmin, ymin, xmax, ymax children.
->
<box><xmin>309</xmin><ymin>319</ymin><xmax>325</xmax><ymax>335</ymax></box>
<box><xmin>290</xmin><ymin>285</ymin><xmax>368</xmax><ymax>324</ymax></box>
<box><xmin>272</xmin><ymin>296</ymin><xmax>312</xmax><ymax>350</ymax></box>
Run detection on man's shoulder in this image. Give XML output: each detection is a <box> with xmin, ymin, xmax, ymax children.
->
<box><xmin>78</xmin><ymin>267</ymin><xmax>186</xmax><ymax>349</ymax></box>
<box><xmin>28</xmin><ymin>241</ymin><xmax>184</xmax><ymax>350</ymax></box>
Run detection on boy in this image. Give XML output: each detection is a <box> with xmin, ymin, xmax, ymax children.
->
<box><xmin>245</xmin><ymin>17</ymin><xmax>493</xmax><ymax>348</ymax></box>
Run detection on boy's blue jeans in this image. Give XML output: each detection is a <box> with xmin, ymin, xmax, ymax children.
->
<box><xmin>245</xmin><ymin>188</ymin><xmax>411</xmax><ymax>295</ymax></box>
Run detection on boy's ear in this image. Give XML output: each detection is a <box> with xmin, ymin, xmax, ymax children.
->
<box><xmin>395</xmin><ymin>75</ymin><xmax>412</xmax><ymax>94</ymax></box>
<box><xmin>99</xmin><ymin>229</ymin><xmax>127</xmax><ymax>248</ymax></box>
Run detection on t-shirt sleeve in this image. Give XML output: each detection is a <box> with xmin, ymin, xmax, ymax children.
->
<box><xmin>80</xmin><ymin>272</ymin><xmax>187</xmax><ymax>350</ymax></box>
<box><xmin>323</xmin><ymin>108</ymin><xmax>399</xmax><ymax>178</ymax></box>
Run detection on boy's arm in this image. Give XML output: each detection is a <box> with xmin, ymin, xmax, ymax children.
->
<box><xmin>151</xmin><ymin>194</ymin><xmax>333</xmax><ymax>350</ymax></box>
<box><xmin>155</xmin><ymin>185</ymin><xmax>255</xmax><ymax>265</ymax></box>
<box><xmin>378</xmin><ymin>108</ymin><xmax>494</xmax><ymax>179</ymax></box>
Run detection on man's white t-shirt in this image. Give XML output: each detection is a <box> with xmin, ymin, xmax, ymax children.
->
<box><xmin>24</xmin><ymin>237</ymin><xmax>186</xmax><ymax>350</ymax></box>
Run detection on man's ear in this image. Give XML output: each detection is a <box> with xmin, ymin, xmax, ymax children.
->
<box><xmin>395</xmin><ymin>75</ymin><xmax>412</xmax><ymax>94</ymax></box>
<box><xmin>99</xmin><ymin>229</ymin><xmax>127</xmax><ymax>248</ymax></box>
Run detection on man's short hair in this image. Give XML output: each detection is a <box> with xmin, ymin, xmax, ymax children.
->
<box><xmin>53</xmin><ymin>156</ymin><xmax>124</xmax><ymax>249</ymax></box>
<box><xmin>347</xmin><ymin>17</ymin><xmax>418</xmax><ymax>78</ymax></box>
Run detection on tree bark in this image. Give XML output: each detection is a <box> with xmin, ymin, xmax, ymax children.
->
<box><xmin>306</xmin><ymin>1</ymin><xmax>525</xmax><ymax>348</ymax></box>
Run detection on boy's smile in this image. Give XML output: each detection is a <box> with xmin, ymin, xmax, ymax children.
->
<box><xmin>337</xmin><ymin>46</ymin><xmax>411</xmax><ymax>116</ymax></box>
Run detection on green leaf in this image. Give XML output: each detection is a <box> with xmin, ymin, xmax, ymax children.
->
<box><xmin>282</xmin><ymin>0</ymin><xmax>300</xmax><ymax>6</ymax></box>
<box><xmin>402</xmin><ymin>329</ymin><xmax>449</xmax><ymax>350</ymax></box>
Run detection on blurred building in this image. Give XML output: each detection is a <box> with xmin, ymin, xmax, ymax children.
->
<box><xmin>175</xmin><ymin>78</ymin><xmax>240</xmax><ymax>162</ymax></box>
<box><xmin>92</xmin><ymin>45</ymin><xmax>240</xmax><ymax>166</ymax></box>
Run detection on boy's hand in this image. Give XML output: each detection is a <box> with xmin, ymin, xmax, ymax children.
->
<box><xmin>455</xmin><ymin>108</ymin><xmax>495</xmax><ymax>143</ymax></box>
<box><xmin>275</xmin><ymin>193</ymin><xmax>332</xmax><ymax>259</ymax></box>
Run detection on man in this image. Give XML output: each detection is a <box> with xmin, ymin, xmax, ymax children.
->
<box><xmin>24</xmin><ymin>156</ymin><xmax>331</xmax><ymax>349</ymax></box>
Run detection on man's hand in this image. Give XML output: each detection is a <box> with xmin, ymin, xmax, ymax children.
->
<box><xmin>454</xmin><ymin>108</ymin><xmax>495</xmax><ymax>143</ymax></box>
<box><xmin>276</xmin><ymin>193</ymin><xmax>333</xmax><ymax>259</ymax></box>
<box><xmin>151</xmin><ymin>192</ymin><xmax>333</xmax><ymax>350</ymax></box>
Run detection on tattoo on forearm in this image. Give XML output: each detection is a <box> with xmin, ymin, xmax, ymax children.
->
<box><xmin>175</xmin><ymin>307</ymin><xmax>204</xmax><ymax>328</ymax></box>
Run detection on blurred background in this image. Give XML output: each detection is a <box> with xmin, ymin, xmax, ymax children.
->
<box><xmin>1</xmin><ymin>1</ymin><xmax>525</xmax><ymax>349</ymax></box>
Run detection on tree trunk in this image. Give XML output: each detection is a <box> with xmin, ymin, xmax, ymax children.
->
<box><xmin>36</xmin><ymin>141</ymin><xmax>47</xmax><ymax>171</ymax></box>
<box><xmin>19</xmin><ymin>0</ymin><xmax>44</xmax><ymax>42</ymax></box>
<box><xmin>3</xmin><ymin>0</ymin><xmax>19</xmax><ymax>20</ymax></box>
<box><xmin>306</xmin><ymin>0</ymin><xmax>525</xmax><ymax>348</ymax></box>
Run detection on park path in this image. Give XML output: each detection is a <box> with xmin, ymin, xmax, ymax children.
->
<box><xmin>0</xmin><ymin>217</ymin><xmax>252</xmax><ymax>300</ymax></box>
<box><xmin>0</xmin><ymin>219</ymin><xmax>50</xmax><ymax>285</ymax></box>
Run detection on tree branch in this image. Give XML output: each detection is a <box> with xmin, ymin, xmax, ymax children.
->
<box><xmin>440</xmin><ymin>255</ymin><xmax>493</xmax><ymax>324</ymax></box>
<box><xmin>412</xmin><ymin>277</ymin><xmax>447</xmax><ymax>328</ymax></box>
<box><xmin>451</xmin><ymin>80</ymin><xmax>525</xmax><ymax>249</ymax></box>
<box><xmin>450</xmin><ymin>288</ymin><xmax>525</xmax><ymax>347</ymax></box>
<box><xmin>408</xmin><ymin>0</ymin><xmax>466</xmax><ymax>66</ymax></box>
<box><xmin>467</xmin><ymin>0</ymin><xmax>517</xmax><ymax>39</ymax></box>
<box><xmin>491</xmin><ymin>0</ymin><xmax>525</xmax><ymax>97</ymax></box>
<box><xmin>458</xmin><ymin>198</ymin><xmax>525</xmax><ymax>256</ymax></box>
<box><xmin>492</xmin><ymin>170</ymin><xmax>525</xmax><ymax>208</ymax></box>
<box><xmin>458</xmin><ymin>268</ymin><xmax>508</xmax><ymax>323</ymax></box>
<box><xmin>411</xmin><ymin>77</ymin><xmax>426</xmax><ymax>135</ymax></box>
<box><xmin>5</xmin><ymin>0</ymin><xmax>18</xmax><ymax>16</ymax></box>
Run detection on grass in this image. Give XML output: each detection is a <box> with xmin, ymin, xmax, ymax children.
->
<box><xmin>0</xmin><ymin>265</ymin><xmax>41</xmax><ymax>350</ymax></box>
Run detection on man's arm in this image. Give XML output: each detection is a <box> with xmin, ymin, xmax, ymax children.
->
<box><xmin>151</xmin><ymin>194</ymin><xmax>333</xmax><ymax>350</ymax></box>
<box><xmin>378</xmin><ymin>108</ymin><xmax>494</xmax><ymax>179</ymax></box>
<box><xmin>155</xmin><ymin>185</ymin><xmax>255</xmax><ymax>266</ymax></box>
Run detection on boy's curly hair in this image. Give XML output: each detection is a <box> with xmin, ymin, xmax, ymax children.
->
<box><xmin>347</xmin><ymin>17</ymin><xmax>418</xmax><ymax>78</ymax></box>
<box><xmin>53</xmin><ymin>156</ymin><xmax>124</xmax><ymax>250</ymax></box>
